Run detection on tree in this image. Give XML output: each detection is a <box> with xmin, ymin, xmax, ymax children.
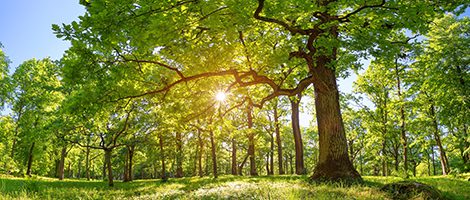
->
<box><xmin>55</xmin><ymin>0</ymin><xmax>467</xmax><ymax>182</ymax></box>
<box><xmin>8</xmin><ymin>58</ymin><xmax>63</xmax><ymax>176</ymax></box>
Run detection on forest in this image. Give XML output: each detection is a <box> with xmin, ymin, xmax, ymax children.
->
<box><xmin>0</xmin><ymin>0</ymin><xmax>469</xmax><ymax>199</ymax></box>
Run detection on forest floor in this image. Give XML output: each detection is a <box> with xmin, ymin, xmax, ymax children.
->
<box><xmin>0</xmin><ymin>174</ymin><xmax>469</xmax><ymax>200</ymax></box>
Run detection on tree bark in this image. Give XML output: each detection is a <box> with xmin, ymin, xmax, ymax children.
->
<box><xmin>128</xmin><ymin>145</ymin><xmax>134</xmax><ymax>181</ymax></box>
<box><xmin>159</xmin><ymin>133</ymin><xmax>167</xmax><ymax>181</ymax></box>
<box><xmin>310</xmin><ymin>61</ymin><xmax>361</xmax><ymax>182</ymax></box>
<box><xmin>231</xmin><ymin>138</ymin><xmax>237</xmax><ymax>175</ymax></box>
<box><xmin>58</xmin><ymin>145</ymin><xmax>67</xmax><ymax>180</ymax></box>
<box><xmin>197</xmin><ymin>128</ymin><xmax>204</xmax><ymax>177</ymax></box>
<box><xmin>381</xmin><ymin>91</ymin><xmax>388</xmax><ymax>176</ymax></box>
<box><xmin>209</xmin><ymin>130</ymin><xmax>218</xmax><ymax>178</ymax></box>
<box><xmin>26</xmin><ymin>142</ymin><xmax>35</xmax><ymax>177</ymax></box>
<box><xmin>290</xmin><ymin>94</ymin><xmax>305</xmax><ymax>175</ymax></box>
<box><xmin>395</xmin><ymin>60</ymin><xmax>408</xmax><ymax>178</ymax></box>
<box><xmin>85</xmin><ymin>146</ymin><xmax>90</xmax><ymax>181</ymax></box>
<box><xmin>238</xmin><ymin>154</ymin><xmax>248</xmax><ymax>176</ymax></box>
<box><xmin>274</xmin><ymin>104</ymin><xmax>284</xmax><ymax>175</ymax></box>
<box><xmin>104</xmin><ymin>149</ymin><xmax>114</xmax><ymax>187</ymax></box>
<box><xmin>247</xmin><ymin>102</ymin><xmax>258</xmax><ymax>176</ymax></box>
<box><xmin>269</xmin><ymin>131</ymin><xmax>274</xmax><ymax>175</ymax></box>
<box><xmin>430</xmin><ymin>104</ymin><xmax>449</xmax><ymax>175</ymax></box>
<box><xmin>176</xmin><ymin>132</ymin><xmax>183</xmax><ymax>178</ymax></box>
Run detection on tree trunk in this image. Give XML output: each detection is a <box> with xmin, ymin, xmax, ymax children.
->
<box><xmin>274</xmin><ymin>104</ymin><xmax>284</xmax><ymax>175</ymax></box>
<box><xmin>290</xmin><ymin>94</ymin><xmax>305</xmax><ymax>175</ymax></box>
<box><xmin>102</xmin><ymin>155</ymin><xmax>107</xmax><ymax>180</ymax></box>
<box><xmin>231</xmin><ymin>138</ymin><xmax>237</xmax><ymax>175</ymax></box>
<box><xmin>26</xmin><ymin>142</ymin><xmax>35</xmax><ymax>177</ymax></box>
<box><xmin>265</xmin><ymin>153</ymin><xmax>270</xmax><ymax>175</ymax></box>
<box><xmin>128</xmin><ymin>145</ymin><xmax>134</xmax><ymax>181</ymax></box>
<box><xmin>247</xmin><ymin>103</ymin><xmax>258</xmax><ymax>176</ymax></box>
<box><xmin>123</xmin><ymin>150</ymin><xmax>129</xmax><ymax>182</ymax></box>
<box><xmin>209</xmin><ymin>130</ymin><xmax>218</xmax><ymax>178</ymax></box>
<box><xmin>238</xmin><ymin>154</ymin><xmax>248</xmax><ymax>176</ymax></box>
<box><xmin>430</xmin><ymin>104</ymin><xmax>449</xmax><ymax>175</ymax></box>
<box><xmin>176</xmin><ymin>132</ymin><xmax>183</xmax><ymax>178</ymax></box>
<box><xmin>310</xmin><ymin>62</ymin><xmax>361</xmax><ymax>182</ymax></box>
<box><xmin>85</xmin><ymin>146</ymin><xmax>90</xmax><ymax>181</ymax></box>
<box><xmin>381</xmin><ymin>92</ymin><xmax>388</xmax><ymax>176</ymax></box>
<box><xmin>104</xmin><ymin>149</ymin><xmax>114</xmax><ymax>187</ymax></box>
<box><xmin>395</xmin><ymin>60</ymin><xmax>408</xmax><ymax>178</ymax></box>
<box><xmin>159</xmin><ymin>133</ymin><xmax>167</xmax><ymax>181</ymax></box>
<box><xmin>197</xmin><ymin>129</ymin><xmax>204</xmax><ymax>177</ymax></box>
<box><xmin>58</xmin><ymin>146</ymin><xmax>67</xmax><ymax>180</ymax></box>
<box><xmin>431</xmin><ymin>145</ymin><xmax>436</xmax><ymax>175</ymax></box>
<box><xmin>269</xmin><ymin>132</ymin><xmax>274</xmax><ymax>175</ymax></box>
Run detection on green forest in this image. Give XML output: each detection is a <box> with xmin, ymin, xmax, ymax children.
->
<box><xmin>0</xmin><ymin>0</ymin><xmax>469</xmax><ymax>199</ymax></box>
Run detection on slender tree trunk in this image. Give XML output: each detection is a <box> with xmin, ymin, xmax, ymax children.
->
<box><xmin>176</xmin><ymin>132</ymin><xmax>183</xmax><ymax>178</ymax></box>
<box><xmin>104</xmin><ymin>149</ymin><xmax>113</xmax><ymax>187</ymax></box>
<box><xmin>58</xmin><ymin>146</ymin><xmax>67</xmax><ymax>180</ymax></box>
<box><xmin>274</xmin><ymin>104</ymin><xmax>284</xmax><ymax>175</ymax></box>
<box><xmin>124</xmin><ymin>150</ymin><xmax>129</xmax><ymax>182</ymax></box>
<box><xmin>209</xmin><ymin>130</ymin><xmax>218</xmax><ymax>178</ymax></box>
<box><xmin>269</xmin><ymin>132</ymin><xmax>274</xmax><ymax>175</ymax></box>
<box><xmin>310</xmin><ymin>60</ymin><xmax>361</xmax><ymax>182</ymax></box>
<box><xmin>128</xmin><ymin>145</ymin><xmax>134</xmax><ymax>181</ymax></box>
<box><xmin>85</xmin><ymin>147</ymin><xmax>90</xmax><ymax>181</ymax></box>
<box><xmin>238</xmin><ymin>154</ymin><xmax>248</xmax><ymax>176</ymax></box>
<box><xmin>197</xmin><ymin>129</ymin><xmax>204</xmax><ymax>177</ymax></box>
<box><xmin>231</xmin><ymin>138</ymin><xmax>237</xmax><ymax>175</ymax></box>
<box><xmin>382</xmin><ymin>93</ymin><xmax>388</xmax><ymax>176</ymax></box>
<box><xmin>395</xmin><ymin>60</ymin><xmax>408</xmax><ymax>178</ymax></box>
<box><xmin>290</xmin><ymin>94</ymin><xmax>305</xmax><ymax>175</ymax></box>
<box><xmin>265</xmin><ymin>153</ymin><xmax>270</xmax><ymax>175</ymax></box>
<box><xmin>159</xmin><ymin>133</ymin><xmax>167</xmax><ymax>181</ymax></box>
<box><xmin>431</xmin><ymin>145</ymin><xmax>436</xmax><ymax>175</ymax></box>
<box><xmin>247</xmin><ymin>103</ymin><xmax>258</xmax><ymax>176</ymax></box>
<box><xmin>430</xmin><ymin>104</ymin><xmax>449</xmax><ymax>175</ymax></box>
<box><xmin>26</xmin><ymin>142</ymin><xmax>35</xmax><ymax>177</ymax></box>
<box><xmin>394</xmin><ymin>143</ymin><xmax>400</xmax><ymax>172</ymax></box>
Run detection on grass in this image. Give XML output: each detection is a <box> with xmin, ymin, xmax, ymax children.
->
<box><xmin>0</xmin><ymin>174</ymin><xmax>469</xmax><ymax>200</ymax></box>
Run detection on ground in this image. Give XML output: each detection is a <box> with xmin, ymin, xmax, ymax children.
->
<box><xmin>0</xmin><ymin>175</ymin><xmax>469</xmax><ymax>200</ymax></box>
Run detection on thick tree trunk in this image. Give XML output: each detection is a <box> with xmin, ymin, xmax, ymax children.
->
<box><xmin>247</xmin><ymin>103</ymin><xmax>258</xmax><ymax>176</ymax></box>
<box><xmin>58</xmin><ymin>146</ymin><xmax>67</xmax><ymax>180</ymax></box>
<box><xmin>274</xmin><ymin>104</ymin><xmax>284</xmax><ymax>175</ymax></box>
<box><xmin>395</xmin><ymin>60</ymin><xmax>408</xmax><ymax>178</ymax></box>
<box><xmin>104</xmin><ymin>149</ymin><xmax>114</xmax><ymax>187</ymax></box>
<box><xmin>231</xmin><ymin>138</ymin><xmax>237</xmax><ymax>175</ymax></box>
<box><xmin>310</xmin><ymin>63</ymin><xmax>361</xmax><ymax>182</ymax></box>
<box><xmin>209</xmin><ymin>130</ymin><xmax>218</xmax><ymax>178</ymax></box>
<box><xmin>159</xmin><ymin>133</ymin><xmax>167</xmax><ymax>181</ymax></box>
<box><xmin>176</xmin><ymin>132</ymin><xmax>183</xmax><ymax>178</ymax></box>
<box><xmin>430</xmin><ymin>104</ymin><xmax>449</xmax><ymax>175</ymax></box>
<box><xmin>26</xmin><ymin>142</ymin><xmax>35</xmax><ymax>177</ymax></box>
<box><xmin>290</xmin><ymin>94</ymin><xmax>305</xmax><ymax>175</ymax></box>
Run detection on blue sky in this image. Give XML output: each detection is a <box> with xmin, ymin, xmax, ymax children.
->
<box><xmin>0</xmin><ymin>0</ymin><xmax>85</xmax><ymax>70</ymax></box>
<box><xmin>0</xmin><ymin>2</ymin><xmax>468</xmax><ymax>126</ymax></box>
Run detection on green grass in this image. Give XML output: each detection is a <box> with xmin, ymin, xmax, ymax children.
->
<box><xmin>0</xmin><ymin>174</ymin><xmax>469</xmax><ymax>200</ymax></box>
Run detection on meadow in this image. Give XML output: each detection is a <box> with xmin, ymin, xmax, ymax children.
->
<box><xmin>1</xmin><ymin>175</ymin><xmax>469</xmax><ymax>200</ymax></box>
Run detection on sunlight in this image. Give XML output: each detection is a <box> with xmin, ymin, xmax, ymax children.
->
<box><xmin>215</xmin><ymin>91</ymin><xmax>227</xmax><ymax>102</ymax></box>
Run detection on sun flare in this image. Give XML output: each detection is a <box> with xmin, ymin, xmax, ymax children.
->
<box><xmin>215</xmin><ymin>92</ymin><xmax>227</xmax><ymax>102</ymax></box>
